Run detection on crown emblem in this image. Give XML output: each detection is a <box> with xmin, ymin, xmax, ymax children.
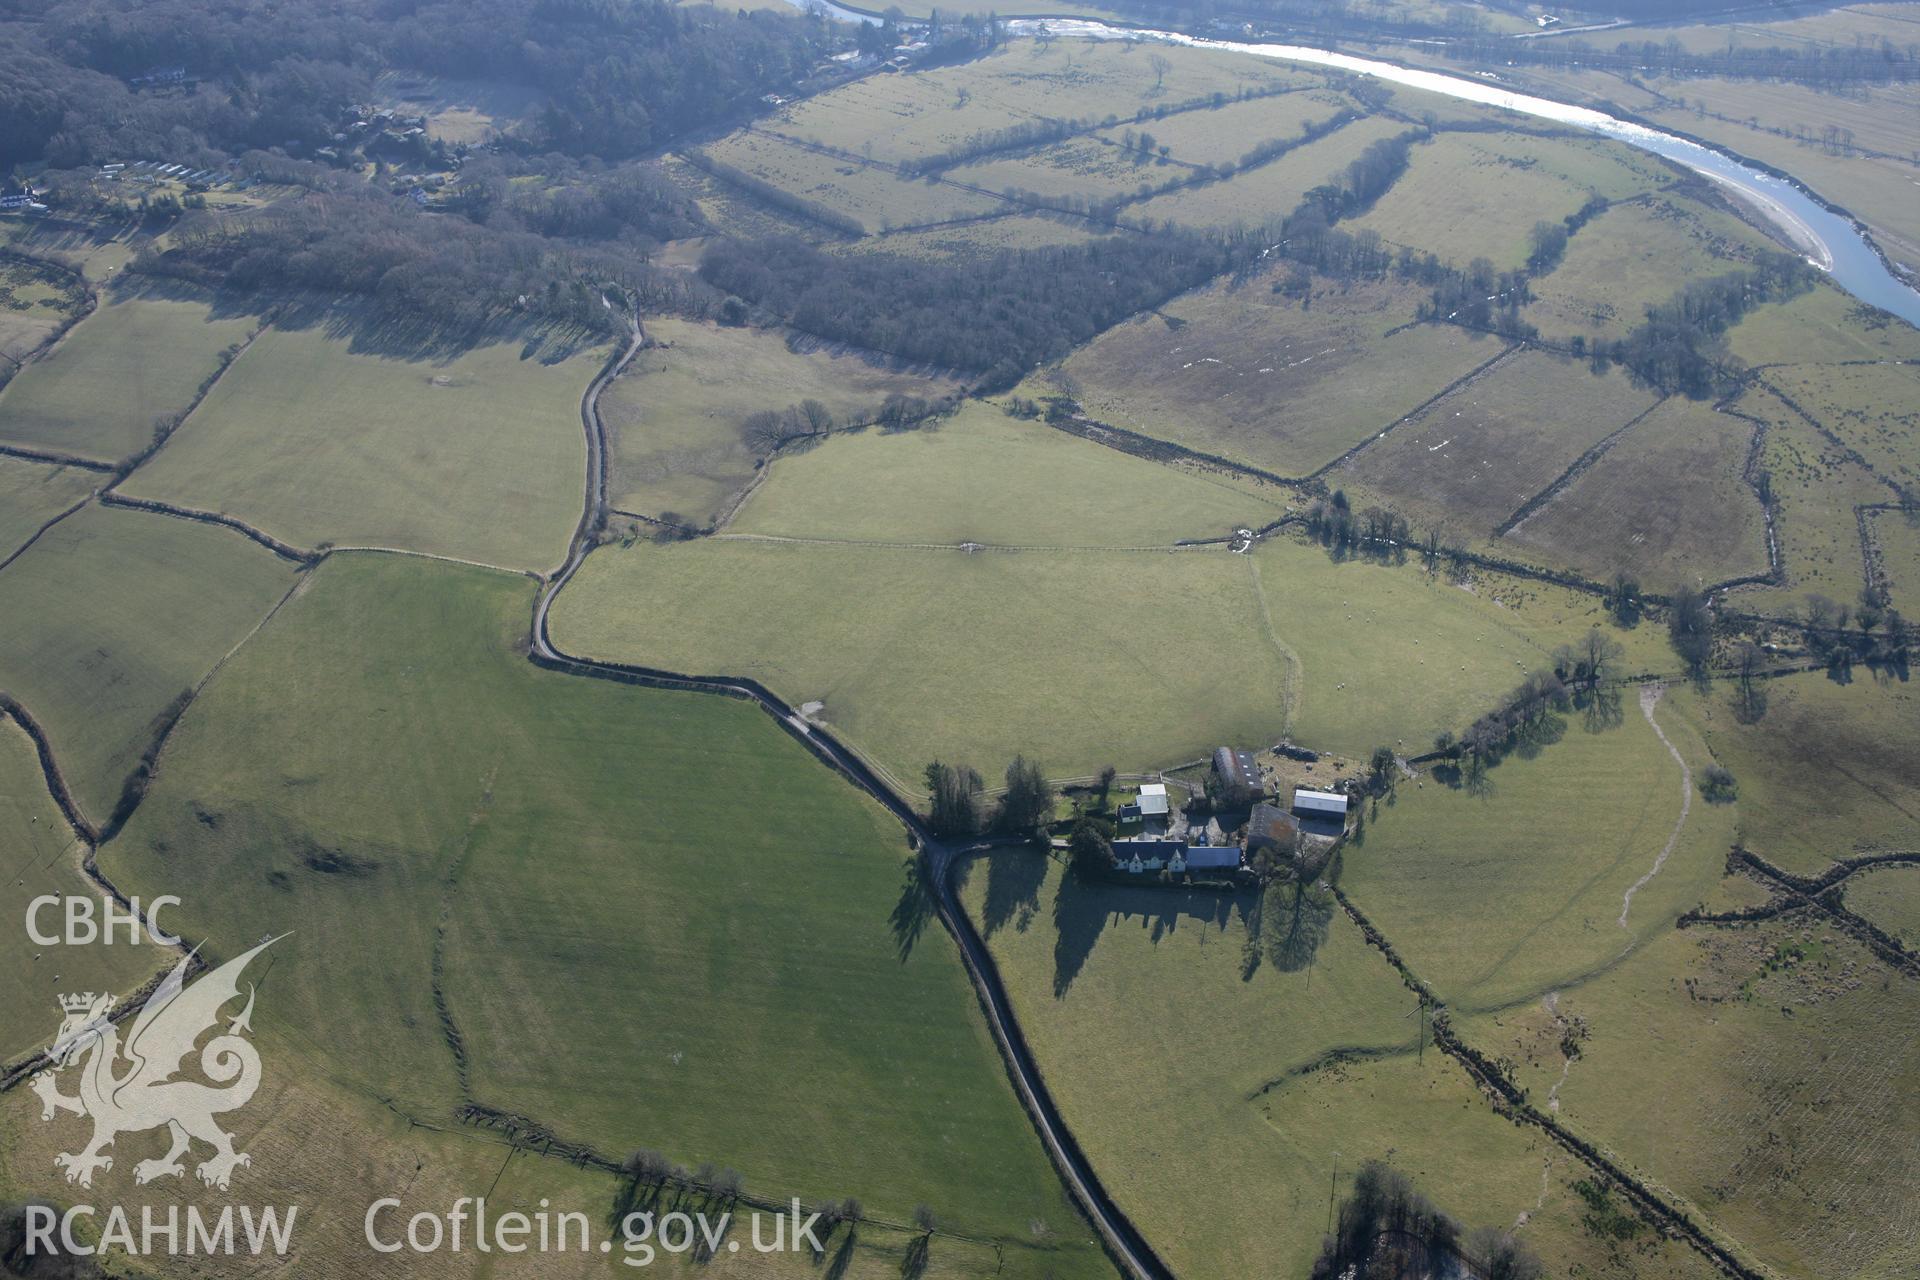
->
<box><xmin>58</xmin><ymin>991</ymin><xmax>101</xmax><ymax>1014</ymax></box>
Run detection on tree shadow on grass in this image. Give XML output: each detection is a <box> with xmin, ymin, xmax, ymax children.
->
<box><xmin>900</xmin><ymin>1232</ymin><xmax>932</xmax><ymax>1279</ymax></box>
<box><xmin>1578</xmin><ymin>685</ymin><xmax>1624</xmax><ymax>734</ymax></box>
<box><xmin>1266</xmin><ymin>879</ymin><xmax>1334</xmax><ymax>973</ymax></box>
<box><xmin>980</xmin><ymin>849</ymin><xmax>1048</xmax><ymax>937</ymax></box>
<box><xmin>889</xmin><ymin>853</ymin><xmax>933</xmax><ymax>963</ymax></box>
<box><xmin>824</xmin><ymin>1224</ymin><xmax>857</xmax><ymax>1280</ymax></box>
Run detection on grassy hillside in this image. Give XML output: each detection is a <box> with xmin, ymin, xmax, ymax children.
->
<box><xmin>0</xmin><ymin>257</ymin><xmax>86</xmax><ymax>365</ymax></box>
<box><xmin>1667</xmin><ymin>671</ymin><xmax>1920</xmax><ymax>875</ymax></box>
<box><xmin>1523</xmin><ymin>192</ymin><xmax>1775</xmax><ymax>343</ymax></box>
<box><xmin>0</xmin><ymin>715</ymin><xmax>162</xmax><ymax>1064</ymax></box>
<box><xmin>0</xmin><ymin>457</ymin><xmax>95</xmax><ymax>561</ymax></box>
<box><xmin>96</xmin><ymin>554</ymin><xmax>1108</xmax><ymax>1270</ymax></box>
<box><xmin>554</xmin><ymin>514</ymin><xmax>1665</xmax><ymax>791</ymax></box>
<box><xmin>1463</xmin><ymin>915</ymin><xmax>1920</xmax><ymax>1279</ymax></box>
<box><xmin>602</xmin><ymin>317</ymin><xmax>960</xmax><ymax>528</ymax></box>
<box><xmin>120</xmin><ymin>317</ymin><xmax>601</xmax><ymax>572</ymax></box>
<box><xmin>1351</xmin><ymin>132</ymin><xmax>1674</xmax><ymax>270</ymax></box>
<box><xmin>729</xmin><ymin>401</ymin><xmax>1281</xmax><ymax>544</ymax></box>
<box><xmin>957</xmin><ymin>852</ymin><xmax>1724</xmax><ymax>1279</ymax></box>
<box><xmin>0</xmin><ymin>503</ymin><xmax>299</xmax><ymax>823</ymax></box>
<box><xmin>1341</xmin><ymin>683</ymin><xmax>1739</xmax><ymax>1012</ymax></box>
<box><xmin>0</xmin><ymin>291</ymin><xmax>256</xmax><ymax>462</ymax></box>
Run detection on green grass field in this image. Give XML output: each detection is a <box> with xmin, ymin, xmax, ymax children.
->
<box><xmin>0</xmin><ymin>457</ymin><xmax>95</xmax><ymax>561</ymax></box>
<box><xmin>601</xmin><ymin>317</ymin><xmax>960</xmax><ymax>528</ymax></box>
<box><xmin>1056</xmin><ymin>271</ymin><xmax>1502</xmax><ymax>476</ymax></box>
<box><xmin>946</xmin><ymin>136</ymin><xmax>1181</xmax><ymax>206</ymax></box>
<box><xmin>0</xmin><ymin>291</ymin><xmax>256</xmax><ymax>463</ymax></box>
<box><xmin>1505</xmin><ymin>396</ymin><xmax>1770</xmax><ymax>587</ymax></box>
<box><xmin>765</xmin><ymin>38</ymin><xmax>1313</xmax><ymax>170</ymax></box>
<box><xmin>728</xmin><ymin>401</ymin><xmax>1281</xmax><ymax>544</ymax></box>
<box><xmin>554</xmin><ymin>504</ymin><xmax>1667</xmax><ymax>793</ymax></box>
<box><xmin>1728</xmin><ymin>278</ymin><xmax>1920</xmax><ymax>366</ymax></box>
<box><xmin>0</xmin><ymin>257</ymin><xmax>85</xmax><ymax>365</ymax></box>
<box><xmin>1845</xmin><ymin>865</ymin><xmax>1920</xmax><ymax>948</ymax></box>
<box><xmin>1129</xmin><ymin>115</ymin><xmax>1411</xmax><ymax>230</ymax></box>
<box><xmin>1729</xmin><ymin>384</ymin><xmax>1890</xmax><ymax>614</ymax></box>
<box><xmin>119</xmin><ymin>317</ymin><xmax>603</xmax><ymax>572</ymax></box>
<box><xmin>1871</xmin><ymin>505</ymin><xmax>1920</xmax><ymax>617</ymax></box>
<box><xmin>1667</xmin><ymin>670</ymin><xmax>1920</xmax><ymax>876</ymax></box>
<box><xmin>1339</xmin><ymin>349</ymin><xmax>1661</xmax><ymax>543</ymax></box>
<box><xmin>698</xmin><ymin>130</ymin><xmax>1002</xmax><ymax>233</ymax></box>
<box><xmin>0</xmin><ymin>503</ymin><xmax>299</xmax><ymax>824</ymax></box>
<box><xmin>1649</xmin><ymin>3</ymin><xmax>1920</xmax><ymax>53</ymax></box>
<box><xmin>1463</xmin><ymin>913</ymin><xmax>1920</xmax><ymax>1279</ymax></box>
<box><xmin>866</xmin><ymin>213</ymin><xmax>1104</xmax><ymax>261</ymax></box>
<box><xmin>1340</xmin><ymin>682</ymin><xmax>1738</xmax><ymax>1012</ymax></box>
<box><xmin>1351</xmin><ymin>132</ymin><xmax>1675</xmax><ymax>269</ymax></box>
<box><xmin>95</xmin><ymin>554</ymin><xmax>1107</xmax><ymax>1270</ymax></box>
<box><xmin>5</xmin><ymin>1013</ymin><xmax>996</xmax><ymax>1279</ymax></box>
<box><xmin>1761</xmin><ymin>362</ymin><xmax>1920</xmax><ymax>493</ymax></box>
<box><xmin>1087</xmin><ymin>88</ymin><xmax>1345</xmax><ymax>167</ymax></box>
<box><xmin>0</xmin><ymin>715</ymin><xmax>163</xmax><ymax>1064</ymax></box>
<box><xmin>1522</xmin><ymin>192</ymin><xmax>1774</xmax><ymax>342</ymax></box>
<box><xmin>956</xmin><ymin>851</ymin><xmax>1722</xmax><ymax>1279</ymax></box>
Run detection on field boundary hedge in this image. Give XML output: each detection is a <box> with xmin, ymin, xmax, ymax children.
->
<box><xmin>1330</xmin><ymin>883</ymin><xmax>1770</xmax><ymax>1280</ymax></box>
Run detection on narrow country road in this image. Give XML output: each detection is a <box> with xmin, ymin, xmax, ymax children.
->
<box><xmin>530</xmin><ymin>304</ymin><xmax>1174</xmax><ymax>1280</ymax></box>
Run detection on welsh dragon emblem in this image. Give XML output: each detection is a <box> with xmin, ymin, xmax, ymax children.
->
<box><xmin>30</xmin><ymin>938</ymin><xmax>277</xmax><ymax>1190</ymax></box>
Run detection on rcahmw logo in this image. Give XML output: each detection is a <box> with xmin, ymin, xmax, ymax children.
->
<box><xmin>30</xmin><ymin>938</ymin><xmax>279</xmax><ymax>1191</ymax></box>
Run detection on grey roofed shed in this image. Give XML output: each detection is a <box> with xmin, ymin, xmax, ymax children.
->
<box><xmin>1291</xmin><ymin>787</ymin><xmax>1349</xmax><ymax>818</ymax></box>
<box><xmin>1185</xmin><ymin>845</ymin><xmax>1240</xmax><ymax>871</ymax></box>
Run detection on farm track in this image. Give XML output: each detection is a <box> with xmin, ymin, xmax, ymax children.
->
<box><xmin>1618</xmin><ymin>683</ymin><xmax>1692</xmax><ymax>928</ymax></box>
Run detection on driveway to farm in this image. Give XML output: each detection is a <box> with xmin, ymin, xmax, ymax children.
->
<box><xmin>531</xmin><ymin>308</ymin><xmax>1173</xmax><ymax>1280</ymax></box>
<box><xmin>1619</xmin><ymin>682</ymin><xmax>1692</xmax><ymax>928</ymax></box>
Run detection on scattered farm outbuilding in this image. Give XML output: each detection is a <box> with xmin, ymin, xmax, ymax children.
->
<box><xmin>1213</xmin><ymin>747</ymin><xmax>1261</xmax><ymax>795</ymax></box>
<box><xmin>1246</xmin><ymin>802</ymin><xmax>1298</xmax><ymax>856</ymax></box>
<box><xmin>1135</xmin><ymin>782</ymin><xmax>1171</xmax><ymax>818</ymax></box>
<box><xmin>1291</xmin><ymin>787</ymin><xmax>1348</xmax><ymax>819</ymax></box>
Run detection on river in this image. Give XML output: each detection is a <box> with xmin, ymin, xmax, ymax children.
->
<box><xmin>783</xmin><ymin>3</ymin><xmax>1920</xmax><ymax>326</ymax></box>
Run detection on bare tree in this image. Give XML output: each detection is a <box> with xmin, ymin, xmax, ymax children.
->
<box><xmin>1578</xmin><ymin>626</ymin><xmax>1623</xmax><ymax>688</ymax></box>
<box><xmin>799</xmin><ymin>398</ymin><xmax>835</xmax><ymax>435</ymax></box>
<box><xmin>1147</xmin><ymin>53</ymin><xmax>1171</xmax><ymax>91</ymax></box>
